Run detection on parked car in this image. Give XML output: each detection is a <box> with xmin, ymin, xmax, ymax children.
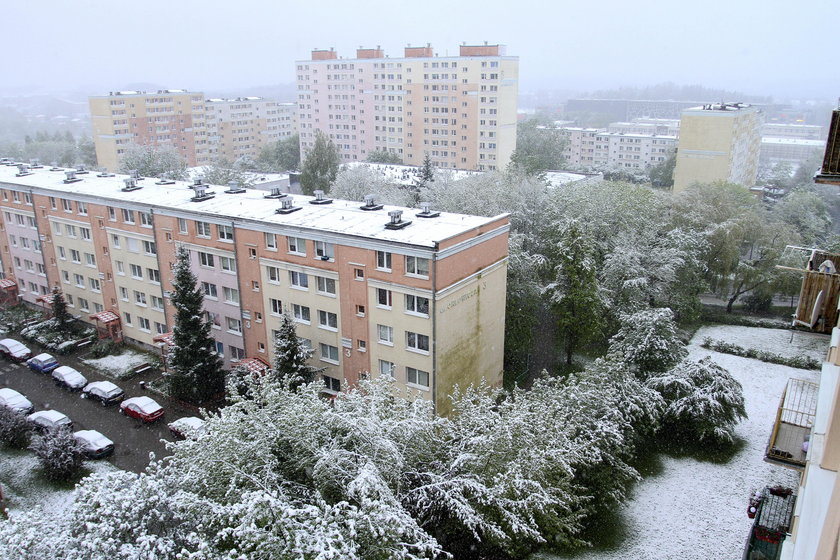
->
<box><xmin>0</xmin><ymin>338</ymin><xmax>32</xmax><ymax>362</ymax></box>
<box><xmin>119</xmin><ymin>396</ymin><xmax>164</xmax><ymax>423</ymax></box>
<box><xmin>52</xmin><ymin>366</ymin><xmax>87</xmax><ymax>391</ymax></box>
<box><xmin>81</xmin><ymin>381</ymin><xmax>125</xmax><ymax>406</ymax></box>
<box><xmin>0</xmin><ymin>388</ymin><xmax>34</xmax><ymax>414</ymax></box>
<box><xmin>167</xmin><ymin>416</ymin><xmax>205</xmax><ymax>440</ymax></box>
<box><xmin>73</xmin><ymin>430</ymin><xmax>114</xmax><ymax>459</ymax></box>
<box><xmin>27</xmin><ymin>353</ymin><xmax>60</xmax><ymax>374</ymax></box>
<box><xmin>27</xmin><ymin>410</ymin><xmax>72</xmax><ymax>432</ymax></box>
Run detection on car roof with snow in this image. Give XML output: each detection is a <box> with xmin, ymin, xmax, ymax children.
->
<box><xmin>54</xmin><ymin>366</ymin><xmax>84</xmax><ymax>378</ymax></box>
<box><xmin>74</xmin><ymin>429</ymin><xmax>113</xmax><ymax>447</ymax></box>
<box><xmin>31</xmin><ymin>353</ymin><xmax>56</xmax><ymax>362</ymax></box>
<box><xmin>85</xmin><ymin>380</ymin><xmax>121</xmax><ymax>393</ymax></box>
<box><xmin>0</xmin><ymin>387</ymin><xmax>30</xmax><ymax>405</ymax></box>
<box><xmin>169</xmin><ymin>416</ymin><xmax>204</xmax><ymax>430</ymax></box>
<box><xmin>29</xmin><ymin>410</ymin><xmax>70</xmax><ymax>424</ymax></box>
<box><xmin>124</xmin><ymin>396</ymin><xmax>162</xmax><ymax>412</ymax></box>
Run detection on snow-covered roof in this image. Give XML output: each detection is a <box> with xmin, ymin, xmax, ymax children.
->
<box><xmin>0</xmin><ymin>165</ymin><xmax>505</xmax><ymax>250</ymax></box>
<box><xmin>544</xmin><ymin>171</ymin><xmax>599</xmax><ymax>187</ymax></box>
<box><xmin>342</xmin><ymin>161</ymin><xmax>480</xmax><ymax>186</ymax></box>
<box><xmin>760</xmin><ymin>138</ymin><xmax>825</xmax><ymax>147</ymax></box>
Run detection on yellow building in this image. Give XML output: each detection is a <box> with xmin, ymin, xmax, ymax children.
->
<box><xmin>672</xmin><ymin>103</ymin><xmax>763</xmax><ymax>192</ymax></box>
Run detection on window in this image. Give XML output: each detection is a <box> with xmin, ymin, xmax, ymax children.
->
<box><xmin>215</xmin><ymin>341</ymin><xmax>224</xmax><ymax>357</ymax></box>
<box><xmin>201</xmin><ymin>282</ymin><xmax>218</xmax><ymax>298</ymax></box>
<box><xmin>289</xmin><ymin>271</ymin><xmax>308</xmax><ymax>289</ymax></box>
<box><xmin>138</xmin><ymin>317</ymin><xmax>150</xmax><ymax>331</ymax></box>
<box><xmin>377</xmin><ymin>324</ymin><xmax>393</xmax><ymax>344</ymax></box>
<box><xmin>151</xmin><ymin>295</ymin><xmax>164</xmax><ymax>310</ymax></box>
<box><xmin>379</xmin><ymin>360</ymin><xmax>395</xmax><ymax>377</ymax></box>
<box><xmin>130</xmin><ymin>264</ymin><xmax>143</xmax><ymax>279</ymax></box>
<box><xmin>111</xmin><ymin>234</ymin><xmax>121</xmax><ymax>248</ymax></box>
<box><xmin>119</xmin><ymin>287</ymin><xmax>128</xmax><ymax>300</ymax></box>
<box><xmin>269</xmin><ymin>298</ymin><xmax>283</xmax><ymax>315</ymax></box>
<box><xmin>89</xmin><ymin>278</ymin><xmax>101</xmax><ymax>291</ymax></box>
<box><xmin>134</xmin><ymin>290</ymin><xmax>147</xmax><ymax>305</ymax></box>
<box><xmin>36</xmin><ymin>263</ymin><xmax>46</xmax><ymax>275</ymax></box>
<box><xmin>94</xmin><ymin>303</ymin><xmax>104</xmax><ymax>313</ymax></box>
<box><xmin>115</xmin><ymin>261</ymin><xmax>125</xmax><ymax>275</ymax></box>
<box><xmin>322</xmin><ymin>374</ymin><xmax>341</xmax><ymax>392</ymax></box>
<box><xmin>49</xmin><ymin>197</ymin><xmax>56</xmax><ymax>209</ymax></box>
<box><xmin>123</xmin><ymin>312</ymin><xmax>132</xmax><ymax>326</ymax></box>
<box><xmin>198</xmin><ymin>252</ymin><xmax>215</xmax><ymax>267</ymax></box>
<box><xmin>316</xmin><ymin>276</ymin><xmax>336</xmax><ymax>295</ymax></box>
<box><xmin>356</xmin><ymin>304</ymin><xmax>365</xmax><ymax>316</ymax></box>
<box><xmin>287</xmin><ymin>236</ymin><xmax>306</xmax><ymax>255</ymax></box>
<box><xmin>126</xmin><ymin>238</ymin><xmax>139</xmax><ymax>252</ymax></box>
<box><xmin>354</xmin><ymin>268</ymin><xmax>364</xmax><ymax>280</ymax></box>
<box><xmin>358</xmin><ymin>339</ymin><xmax>366</xmax><ymax>352</ymax></box>
<box><xmin>80</xmin><ymin>227</ymin><xmax>91</xmax><ymax>241</ymax></box>
<box><xmin>154</xmin><ymin>321</ymin><xmax>167</xmax><ymax>335</ymax></box>
<box><xmin>405</xmin><ymin>256</ymin><xmax>429</xmax><ymax>277</ymax></box>
<box><xmin>319</xmin><ymin>343</ymin><xmax>339</xmax><ymax>363</ymax></box>
<box><xmin>108</xmin><ymin>207</ymin><xmax>116</xmax><ymax>221</ymax></box>
<box><xmin>314</xmin><ymin>241</ymin><xmax>334</xmax><ymax>260</ymax></box>
<box><xmin>121</xmin><ymin>209</ymin><xmax>134</xmax><ymax>223</ymax></box>
<box><xmin>292</xmin><ymin>304</ymin><xmax>310</xmax><ymax>323</ymax></box>
<box><xmin>376</xmin><ymin>288</ymin><xmax>392</xmax><ymax>308</ymax></box>
<box><xmin>405</xmin><ymin>294</ymin><xmax>430</xmax><ymax>316</ymax></box>
<box><xmin>57</xmin><ymin>246</ymin><xmax>65</xmax><ymax>259</ymax></box>
<box><xmin>252</xmin><ymin>280</ymin><xmax>260</xmax><ymax>291</ymax></box>
<box><xmin>178</xmin><ymin>218</ymin><xmax>188</xmax><ymax>233</ymax></box>
<box><xmin>78</xmin><ymin>298</ymin><xmax>89</xmax><ymax>312</ymax></box>
<box><xmin>406</xmin><ymin>331</ymin><xmax>430</xmax><ymax>353</ymax></box>
<box><xmin>218</xmin><ymin>224</ymin><xmax>233</xmax><ymax>241</ymax></box>
<box><xmin>230</xmin><ymin>346</ymin><xmax>245</xmax><ymax>360</ymax></box>
<box><xmin>21</xmin><ymin>238</ymin><xmax>30</xmax><ymax>249</ymax></box>
<box><xmin>226</xmin><ymin>317</ymin><xmax>242</xmax><ymax>333</ymax></box>
<box><xmin>196</xmin><ymin>221</ymin><xmax>211</xmax><ymax>237</ymax></box>
<box><xmin>147</xmin><ymin>268</ymin><xmax>161</xmax><ymax>283</ymax></box>
<box><xmin>85</xmin><ymin>253</ymin><xmax>96</xmax><ymax>267</ymax></box>
<box><xmin>223</xmin><ymin>287</ymin><xmax>240</xmax><ymax>305</ymax></box>
<box><xmin>376</xmin><ymin>251</ymin><xmax>391</xmax><ymax>270</ymax></box>
<box><xmin>407</xmin><ymin>367</ymin><xmax>430</xmax><ymax>388</ymax></box>
<box><xmin>220</xmin><ymin>256</ymin><xmax>236</xmax><ymax>272</ymax></box>
<box><xmin>318</xmin><ymin>310</ymin><xmax>338</xmax><ymax>330</ymax></box>
<box><xmin>140</xmin><ymin>212</ymin><xmax>153</xmax><ymax>227</ymax></box>
<box><xmin>143</xmin><ymin>240</ymin><xmax>156</xmax><ymax>255</ymax></box>
<box><xmin>62</xmin><ymin>199</ymin><xmax>73</xmax><ymax>212</ymax></box>
<box><xmin>65</xmin><ymin>224</ymin><xmax>77</xmax><ymax>237</ymax></box>
<box><xmin>205</xmin><ymin>311</ymin><xmax>221</xmax><ymax>328</ymax></box>
<box><xmin>266</xmin><ymin>265</ymin><xmax>280</xmax><ymax>283</ymax></box>
<box><xmin>264</xmin><ymin>232</ymin><xmax>277</xmax><ymax>249</ymax></box>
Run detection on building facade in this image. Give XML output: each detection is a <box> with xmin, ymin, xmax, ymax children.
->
<box><xmin>89</xmin><ymin>90</ymin><xmax>214</xmax><ymax>172</ymax></box>
<box><xmin>0</xmin><ymin>163</ymin><xmax>508</xmax><ymax>413</ymax></box>
<box><xmin>672</xmin><ymin>103</ymin><xmax>763</xmax><ymax>192</ymax></box>
<box><xmin>560</xmin><ymin>126</ymin><xmax>677</xmax><ymax>169</ymax></box>
<box><xmin>296</xmin><ymin>43</ymin><xmax>519</xmax><ymax>171</ymax></box>
<box><xmin>206</xmin><ymin>98</ymin><xmax>298</xmax><ymax>164</ymax></box>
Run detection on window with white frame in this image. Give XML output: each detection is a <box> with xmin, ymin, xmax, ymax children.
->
<box><xmin>220</xmin><ymin>256</ymin><xmax>236</xmax><ymax>272</ymax></box>
<box><xmin>201</xmin><ymin>282</ymin><xmax>217</xmax><ymax>298</ymax></box>
<box><xmin>405</xmin><ymin>256</ymin><xmax>429</xmax><ymax>277</ymax></box>
<box><xmin>218</xmin><ymin>224</ymin><xmax>233</xmax><ymax>241</ymax></box>
<box><xmin>155</xmin><ymin>321</ymin><xmax>167</xmax><ymax>334</ymax></box>
<box><xmin>319</xmin><ymin>343</ymin><xmax>339</xmax><ymax>363</ymax></box>
<box><xmin>151</xmin><ymin>295</ymin><xmax>164</xmax><ymax>310</ymax></box>
<box><xmin>264</xmin><ymin>232</ymin><xmax>277</xmax><ymax>250</ymax></box>
<box><xmin>318</xmin><ymin>310</ymin><xmax>338</xmax><ymax>330</ymax></box>
<box><xmin>230</xmin><ymin>346</ymin><xmax>245</xmax><ymax>360</ymax></box>
<box><xmin>119</xmin><ymin>287</ymin><xmax>128</xmax><ymax>300</ymax></box>
<box><xmin>130</xmin><ymin>264</ymin><xmax>143</xmax><ymax>279</ymax></box>
<box><xmin>289</xmin><ymin>271</ymin><xmax>308</xmax><ymax>289</ymax></box>
<box><xmin>322</xmin><ymin>374</ymin><xmax>341</xmax><ymax>392</ymax></box>
<box><xmin>65</xmin><ymin>224</ymin><xmax>77</xmax><ymax>237</ymax></box>
<box><xmin>57</xmin><ymin>246</ymin><xmax>65</xmax><ymax>259</ymax></box>
<box><xmin>198</xmin><ymin>252</ymin><xmax>215</xmax><ymax>267</ymax></box>
<box><xmin>123</xmin><ymin>312</ymin><xmax>132</xmax><ymax>326</ymax></box>
<box><xmin>316</xmin><ymin>276</ymin><xmax>336</xmax><ymax>295</ymax></box>
<box><xmin>406</xmin><ymin>331</ymin><xmax>430</xmax><ymax>353</ymax></box>
<box><xmin>140</xmin><ymin>212</ymin><xmax>153</xmax><ymax>227</ymax></box>
<box><xmin>147</xmin><ymin>268</ymin><xmax>161</xmax><ymax>283</ymax></box>
<box><xmin>89</xmin><ymin>278</ymin><xmax>101</xmax><ymax>291</ymax></box>
<box><xmin>266</xmin><ymin>265</ymin><xmax>280</xmax><ymax>283</ymax></box>
<box><xmin>196</xmin><ymin>221</ymin><xmax>211</xmax><ymax>237</ymax></box>
<box><xmin>215</xmin><ymin>341</ymin><xmax>224</xmax><ymax>356</ymax></box>
<box><xmin>287</xmin><ymin>236</ymin><xmax>306</xmax><ymax>255</ymax></box>
<box><xmin>121</xmin><ymin>209</ymin><xmax>134</xmax><ymax>223</ymax></box>
<box><xmin>115</xmin><ymin>261</ymin><xmax>125</xmax><ymax>275</ymax></box>
<box><xmin>143</xmin><ymin>240</ymin><xmax>156</xmax><ymax>255</ymax></box>
<box><xmin>407</xmin><ymin>367</ymin><xmax>430</xmax><ymax>387</ymax></box>
<box><xmin>78</xmin><ymin>298</ymin><xmax>89</xmax><ymax>312</ymax></box>
<box><xmin>134</xmin><ymin>290</ymin><xmax>147</xmax><ymax>305</ymax></box>
<box><xmin>376</xmin><ymin>288</ymin><xmax>392</xmax><ymax>308</ymax></box>
<box><xmin>80</xmin><ymin>227</ymin><xmax>91</xmax><ymax>241</ymax></box>
<box><xmin>376</xmin><ymin>251</ymin><xmax>392</xmax><ymax>271</ymax></box>
<box><xmin>405</xmin><ymin>294</ymin><xmax>430</xmax><ymax>316</ymax></box>
<box><xmin>269</xmin><ymin>298</ymin><xmax>283</xmax><ymax>315</ymax></box>
<box><xmin>111</xmin><ymin>234</ymin><xmax>120</xmax><ymax>248</ymax></box>
<box><xmin>62</xmin><ymin>199</ymin><xmax>72</xmax><ymax>212</ymax></box>
<box><xmin>108</xmin><ymin>207</ymin><xmax>116</xmax><ymax>221</ymax></box>
<box><xmin>126</xmin><ymin>238</ymin><xmax>139</xmax><ymax>253</ymax></box>
<box><xmin>76</xmin><ymin>201</ymin><xmax>87</xmax><ymax>215</ymax></box>
<box><xmin>138</xmin><ymin>317</ymin><xmax>150</xmax><ymax>331</ymax></box>
<box><xmin>377</xmin><ymin>324</ymin><xmax>393</xmax><ymax>344</ymax></box>
<box><xmin>223</xmin><ymin>286</ymin><xmax>240</xmax><ymax>305</ymax></box>
<box><xmin>314</xmin><ymin>241</ymin><xmax>334</xmax><ymax>260</ymax></box>
<box><xmin>379</xmin><ymin>360</ymin><xmax>395</xmax><ymax>377</ymax></box>
<box><xmin>226</xmin><ymin>316</ymin><xmax>242</xmax><ymax>333</ymax></box>
<box><xmin>85</xmin><ymin>253</ymin><xmax>96</xmax><ymax>267</ymax></box>
<box><xmin>178</xmin><ymin>218</ymin><xmax>188</xmax><ymax>233</ymax></box>
<box><xmin>69</xmin><ymin>249</ymin><xmax>80</xmax><ymax>263</ymax></box>
<box><xmin>292</xmin><ymin>304</ymin><xmax>310</xmax><ymax>323</ymax></box>
<box><xmin>205</xmin><ymin>311</ymin><xmax>221</xmax><ymax>328</ymax></box>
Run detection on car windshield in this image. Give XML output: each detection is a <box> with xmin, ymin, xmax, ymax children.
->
<box><xmin>104</xmin><ymin>387</ymin><xmax>122</xmax><ymax>397</ymax></box>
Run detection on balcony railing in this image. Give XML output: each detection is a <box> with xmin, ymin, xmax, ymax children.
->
<box><xmin>766</xmin><ymin>378</ymin><xmax>818</xmax><ymax>468</ymax></box>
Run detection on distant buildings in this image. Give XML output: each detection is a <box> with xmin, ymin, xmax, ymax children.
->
<box><xmin>672</xmin><ymin>103</ymin><xmax>763</xmax><ymax>192</ymax></box>
<box><xmin>295</xmin><ymin>43</ymin><xmax>519</xmax><ymax>171</ymax></box>
<box><xmin>206</xmin><ymin>98</ymin><xmax>297</xmax><ymax>163</ymax></box>
<box><xmin>558</xmin><ymin>120</ymin><xmax>677</xmax><ymax>170</ymax></box>
<box><xmin>759</xmin><ymin>123</ymin><xmax>825</xmax><ymax>166</ymax></box>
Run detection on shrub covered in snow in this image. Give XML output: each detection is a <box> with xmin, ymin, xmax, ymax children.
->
<box><xmin>701</xmin><ymin>337</ymin><xmax>821</xmax><ymax>370</ymax></box>
<box><xmin>0</xmin><ymin>406</ymin><xmax>33</xmax><ymax>449</ymax></box>
<box><xmin>608</xmin><ymin>308</ymin><xmax>688</xmax><ymax>377</ymax></box>
<box><xmin>29</xmin><ymin>428</ymin><xmax>86</xmax><ymax>482</ymax></box>
<box><xmin>647</xmin><ymin>357</ymin><xmax>747</xmax><ymax>445</ymax></box>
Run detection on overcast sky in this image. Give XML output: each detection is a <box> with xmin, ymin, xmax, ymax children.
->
<box><xmin>5</xmin><ymin>0</ymin><xmax>837</xmax><ymax>100</ymax></box>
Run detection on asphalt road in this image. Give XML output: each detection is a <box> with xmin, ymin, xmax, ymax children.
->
<box><xmin>0</xmin><ymin>357</ymin><xmax>195</xmax><ymax>473</ymax></box>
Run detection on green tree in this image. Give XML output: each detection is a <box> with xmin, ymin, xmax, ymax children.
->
<box><xmin>272</xmin><ymin>314</ymin><xmax>317</xmax><ymax>390</ymax></box>
<box><xmin>167</xmin><ymin>246</ymin><xmax>224</xmax><ymax>404</ymax></box>
<box><xmin>118</xmin><ymin>143</ymin><xmax>188</xmax><ymax>180</ymax></box>
<box><xmin>648</xmin><ymin>150</ymin><xmax>676</xmax><ymax>188</ymax></box>
<box><xmin>299</xmin><ymin>130</ymin><xmax>339</xmax><ymax>195</ymax></box>
<box><xmin>366</xmin><ymin>149</ymin><xmax>403</xmax><ymax>164</ymax></box>
<box><xmin>547</xmin><ymin>221</ymin><xmax>604</xmax><ymax>365</ymax></box>
<box><xmin>607</xmin><ymin>308</ymin><xmax>687</xmax><ymax>378</ymax></box>
<box><xmin>50</xmin><ymin>287</ymin><xmax>72</xmax><ymax>333</ymax></box>
<box><xmin>257</xmin><ymin>133</ymin><xmax>300</xmax><ymax>172</ymax></box>
<box><xmin>76</xmin><ymin>136</ymin><xmax>98</xmax><ymax>168</ymax></box>
<box><xmin>509</xmin><ymin>119</ymin><xmax>566</xmax><ymax>175</ymax></box>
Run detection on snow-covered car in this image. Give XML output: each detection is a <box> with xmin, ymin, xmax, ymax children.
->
<box><xmin>119</xmin><ymin>396</ymin><xmax>164</xmax><ymax>423</ymax></box>
<box><xmin>51</xmin><ymin>366</ymin><xmax>87</xmax><ymax>391</ymax></box>
<box><xmin>0</xmin><ymin>387</ymin><xmax>34</xmax><ymax>414</ymax></box>
<box><xmin>167</xmin><ymin>416</ymin><xmax>205</xmax><ymax>439</ymax></box>
<box><xmin>27</xmin><ymin>353</ymin><xmax>60</xmax><ymax>374</ymax></box>
<box><xmin>73</xmin><ymin>429</ymin><xmax>114</xmax><ymax>459</ymax></box>
<box><xmin>81</xmin><ymin>381</ymin><xmax>125</xmax><ymax>406</ymax></box>
<box><xmin>0</xmin><ymin>338</ymin><xmax>32</xmax><ymax>362</ymax></box>
<box><xmin>27</xmin><ymin>410</ymin><xmax>72</xmax><ymax>432</ymax></box>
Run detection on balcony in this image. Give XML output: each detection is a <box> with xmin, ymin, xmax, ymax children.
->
<box><xmin>777</xmin><ymin>246</ymin><xmax>840</xmax><ymax>334</ymax></box>
<box><xmin>765</xmin><ymin>377</ymin><xmax>818</xmax><ymax>468</ymax></box>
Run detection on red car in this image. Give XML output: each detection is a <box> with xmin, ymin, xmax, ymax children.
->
<box><xmin>119</xmin><ymin>396</ymin><xmax>164</xmax><ymax>423</ymax></box>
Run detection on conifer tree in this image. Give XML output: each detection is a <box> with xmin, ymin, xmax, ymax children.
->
<box><xmin>50</xmin><ymin>286</ymin><xmax>72</xmax><ymax>333</ymax></box>
<box><xmin>272</xmin><ymin>313</ymin><xmax>316</xmax><ymax>390</ymax></box>
<box><xmin>299</xmin><ymin>130</ymin><xmax>339</xmax><ymax>195</ymax></box>
<box><xmin>167</xmin><ymin>246</ymin><xmax>224</xmax><ymax>403</ymax></box>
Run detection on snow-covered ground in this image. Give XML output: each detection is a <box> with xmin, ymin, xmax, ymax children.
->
<box><xmin>543</xmin><ymin>324</ymin><xmax>827</xmax><ymax>560</ymax></box>
<box><xmin>82</xmin><ymin>350</ymin><xmax>150</xmax><ymax>379</ymax></box>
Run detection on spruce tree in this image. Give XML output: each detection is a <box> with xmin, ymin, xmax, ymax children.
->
<box><xmin>272</xmin><ymin>313</ymin><xmax>316</xmax><ymax>390</ymax></box>
<box><xmin>50</xmin><ymin>287</ymin><xmax>72</xmax><ymax>333</ymax></box>
<box><xmin>167</xmin><ymin>246</ymin><xmax>224</xmax><ymax>404</ymax></box>
<box><xmin>299</xmin><ymin>130</ymin><xmax>339</xmax><ymax>195</ymax></box>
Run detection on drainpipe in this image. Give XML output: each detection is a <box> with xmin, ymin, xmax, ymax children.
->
<box><xmin>431</xmin><ymin>242</ymin><xmax>438</xmax><ymax>414</ymax></box>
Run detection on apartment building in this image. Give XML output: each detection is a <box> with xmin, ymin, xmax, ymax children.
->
<box><xmin>0</xmin><ymin>163</ymin><xmax>508</xmax><ymax>413</ymax></box>
<box><xmin>560</xmin><ymin>126</ymin><xmax>676</xmax><ymax>169</ymax></box>
<box><xmin>607</xmin><ymin>118</ymin><xmax>681</xmax><ymax>137</ymax></box>
<box><xmin>762</xmin><ymin>123</ymin><xmax>824</xmax><ymax>141</ymax></box>
<box><xmin>672</xmin><ymin>103</ymin><xmax>763</xmax><ymax>192</ymax></box>
<box><xmin>206</xmin><ymin>98</ymin><xmax>297</xmax><ymax>163</ymax></box>
<box><xmin>296</xmin><ymin>43</ymin><xmax>519</xmax><ymax>171</ymax></box>
<box><xmin>89</xmin><ymin>90</ymin><xmax>213</xmax><ymax>172</ymax></box>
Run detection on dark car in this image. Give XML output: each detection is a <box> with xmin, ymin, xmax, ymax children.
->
<box><xmin>0</xmin><ymin>338</ymin><xmax>32</xmax><ymax>362</ymax></box>
<box><xmin>74</xmin><ymin>430</ymin><xmax>114</xmax><ymax>459</ymax></box>
<box><xmin>27</xmin><ymin>353</ymin><xmax>60</xmax><ymax>374</ymax></box>
<box><xmin>81</xmin><ymin>381</ymin><xmax>125</xmax><ymax>406</ymax></box>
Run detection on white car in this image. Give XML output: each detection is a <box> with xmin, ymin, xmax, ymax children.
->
<box><xmin>52</xmin><ymin>366</ymin><xmax>87</xmax><ymax>391</ymax></box>
<box><xmin>167</xmin><ymin>416</ymin><xmax>205</xmax><ymax>439</ymax></box>
<box><xmin>0</xmin><ymin>387</ymin><xmax>34</xmax><ymax>414</ymax></box>
<box><xmin>74</xmin><ymin>430</ymin><xmax>114</xmax><ymax>459</ymax></box>
<box><xmin>81</xmin><ymin>381</ymin><xmax>125</xmax><ymax>406</ymax></box>
<box><xmin>28</xmin><ymin>410</ymin><xmax>72</xmax><ymax>431</ymax></box>
<box><xmin>0</xmin><ymin>338</ymin><xmax>32</xmax><ymax>362</ymax></box>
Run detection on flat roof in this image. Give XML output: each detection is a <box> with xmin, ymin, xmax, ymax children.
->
<box><xmin>0</xmin><ymin>164</ymin><xmax>505</xmax><ymax>250</ymax></box>
<box><xmin>761</xmin><ymin>138</ymin><xmax>825</xmax><ymax>146</ymax></box>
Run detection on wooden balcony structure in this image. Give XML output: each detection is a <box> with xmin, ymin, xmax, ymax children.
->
<box><xmin>766</xmin><ymin>378</ymin><xmax>819</xmax><ymax>469</ymax></box>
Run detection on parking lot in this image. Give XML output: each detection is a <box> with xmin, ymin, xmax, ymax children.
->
<box><xmin>0</xmin><ymin>351</ymin><xmax>197</xmax><ymax>473</ymax></box>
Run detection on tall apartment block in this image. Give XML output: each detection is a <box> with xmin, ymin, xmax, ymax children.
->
<box><xmin>672</xmin><ymin>103</ymin><xmax>763</xmax><ymax>192</ymax></box>
<box><xmin>89</xmin><ymin>90</ymin><xmax>213</xmax><ymax>172</ymax></box>
<box><xmin>296</xmin><ymin>43</ymin><xmax>519</xmax><ymax>171</ymax></box>
<box><xmin>206</xmin><ymin>98</ymin><xmax>298</xmax><ymax>163</ymax></box>
<box><xmin>0</xmin><ymin>163</ymin><xmax>508</xmax><ymax>413</ymax></box>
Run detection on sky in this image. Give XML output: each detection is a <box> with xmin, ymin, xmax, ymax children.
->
<box><xmin>4</xmin><ymin>0</ymin><xmax>837</xmax><ymax>101</ymax></box>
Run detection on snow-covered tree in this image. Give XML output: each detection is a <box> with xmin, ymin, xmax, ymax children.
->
<box><xmin>50</xmin><ymin>286</ymin><xmax>72</xmax><ymax>332</ymax></box>
<box><xmin>272</xmin><ymin>313</ymin><xmax>317</xmax><ymax>390</ymax></box>
<box><xmin>329</xmin><ymin>164</ymin><xmax>416</xmax><ymax>206</ymax></box>
<box><xmin>167</xmin><ymin>246</ymin><xmax>224</xmax><ymax>404</ymax></box>
<box><xmin>29</xmin><ymin>428</ymin><xmax>85</xmax><ymax>481</ymax></box>
<box><xmin>647</xmin><ymin>356</ymin><xmax>747</xmax><ymax>445</ymax></box>
<box><xmin>117</xmin><ymin>143</ymin><xmax>187</xmax><ymax>180</ymax></box>
<box><xmin>0</xmin><ymin>406</ymin><xmax>32</xmax><ymax>449</ymax></box>
<box><xmin>300</xmin><ymin>130</ymin><xmax>339</xmax><ymax>195</ymax></box>
<box><xmin>607</xmin><ymin>308</ymin><xmax>687</xmax><ymax>378</ymax></box>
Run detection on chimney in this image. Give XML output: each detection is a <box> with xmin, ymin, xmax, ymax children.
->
<box><xmin>63</xmin><ymin>170</ymin><xmax>81</xmax><ymax>184</ymax></box>
<box><xmin>384</xmin><ymin>209</ymin><xmax>412</xmax><ymax>230</ymax></box>
<box><xmin>276</xmin><ymin>196</ymin><xmax>302</xmax><ymax>214</ymax></box>
<box><xmin>309</xmin><ymin>189</ymin><xmax>333</xmax><ymax>205</ymax></box>
<box><xmin>416</xmin><ymin>201</ymin><xmax>440</xmax><ymax>218</ymax></box>
<box><xmin>360</xmin><ymin>194</ymin><xmax>383</xmax><ymax>211</ymax></box>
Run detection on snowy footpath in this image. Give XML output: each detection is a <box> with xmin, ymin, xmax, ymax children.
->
<box><xmin>542</xmin><ymin>325</ymin><xmax>827</xmax><ymax>560</ymax></box>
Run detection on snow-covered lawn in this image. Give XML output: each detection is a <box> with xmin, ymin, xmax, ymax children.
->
<box><xmin>82</xmin><ymin>350</ymin><xmax>150</xmax><ymax>379</ymax></box>
<box><xmin>542</xmin><ymin>325</ymin><xmax>827</xmax><ymax>560</ymax></box>
<box><xmin>0</xmin><ymin>448</ymin><xmax>116</xmax><ymax>518</ymax></box>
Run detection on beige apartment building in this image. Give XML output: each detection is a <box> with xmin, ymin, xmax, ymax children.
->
<box><xmin>206</xmin><ymin>98</ymin><xmax>297</xmax><ymax>163</ymax></box>
<box><xmin>296</xmin><ymin>43</ymin><xmax>519</xmax><ymax>171</ymax></box>
<box><xmin>560</xmin><ymin>126</ymin><xmax>676</xmax><ymax>169</ymax></box>
<box><xmin>89</xmin><ymin>90</ymin><xmax>213</xmax><ymax>172</ymax></box>
<box><xmin>0</xmin><ymin>162</ymin><xmax>508</xmax><ymax>413</ymax></box>
<box><xmin>672</xmin><ymin>103</ymin><xmax>763</xmax><ymax>192</ymax></box>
